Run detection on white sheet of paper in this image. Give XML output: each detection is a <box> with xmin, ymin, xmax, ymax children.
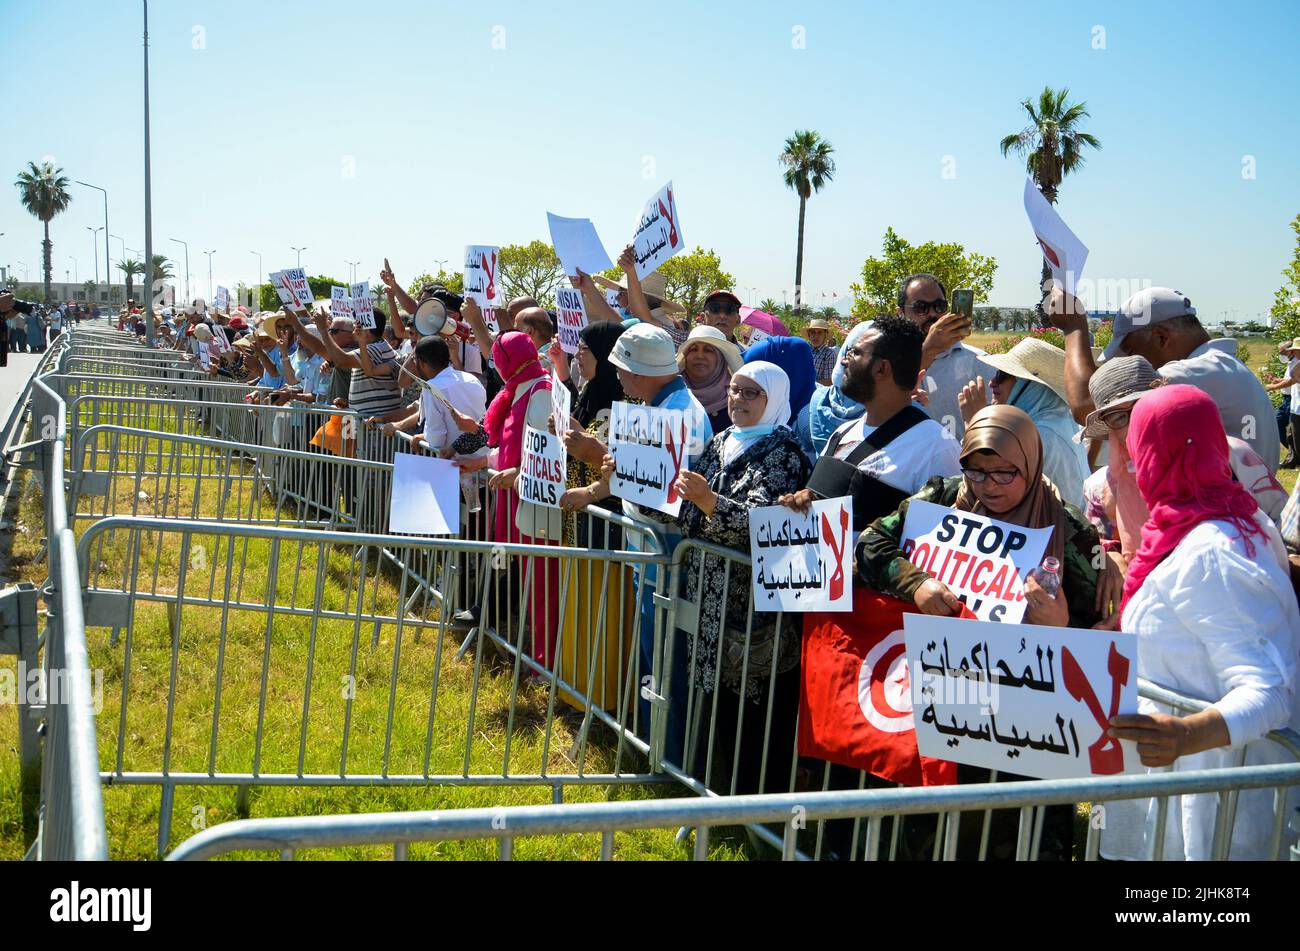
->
<box><xmin>547</xmin><ymin>212</ymin><xmax>614</xmax><ymax>276</ymax></box>
<box><xmin>555</xmin><ymin>286</ymin><xmax>588</xmax><ymax>355</ymax></box>
<box><xmin>749</xmin><ymin>497</ymin><xmax>854</xmax><ymax>612</ymax></box>
<box><xmin>1023</xmin><ymin>178</ymin><xmax>1089</xmax><ymax>297</ymax></box>
<box><xmin>631</xmin><ymin>180</ymin><xmax>684</xmax><ymax>279</ymax></box>
<box><xmin>899</xmin><ymin>499</ymin><xmax>1052</xmax><ymax>624</ymax></box>
<box><xmin>518</xmin><ymin>423</ymin><xmax>566</xmax><ymax>510</ymax></box>
<box><xmin>388</xmin><ymin>453</ymin><xmax>460</xmax><ymax>536</ymax></box>
<box><xmin>463</xmin><ymin>245</ymin><xmax>502</xmax><ymax>309</ymax></box>
<box><xmin>214</xmin><ymin>286</ymin><xmax>229</xmax><ymax>312</ymax></box>
<box><xmin>904</xmin><ymin>614</ymin><xmax>1139</xmax><ymax>780</ymax></box>
<box><xmin>607</xmin><ymin>401</ymin><xmax>688</xmax><ymax>517</ymax></box>
<box><xmin>350</xmin><ymin>281</ymin><xmax>375</xmax><ymax>329</ymax></box>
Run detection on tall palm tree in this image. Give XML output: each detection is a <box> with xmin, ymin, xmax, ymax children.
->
<box><xmin>1000</xmin><ymin>87</ymin><xmax>1101</xmax><ymax>302</ymax></box>
<box><xmin>14</xmin><ymin>160</ymin><xmax>73</xmax><ymax>303</ymax></box>
<box><xmin>758</xmin><ymin>297</ymin><xmax>780</xmax><ymax>314</ymax></box>
<box><xmin>118</xmin><ymin>259</ymin><xmax>145</xmax><ymax>303</ymax></box>
<box><xmin>779</xmin><ymin>130</ymin><xmax>835</xmax><ymax>315</ymax></box>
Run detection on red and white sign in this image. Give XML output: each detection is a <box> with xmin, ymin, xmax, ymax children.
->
<box><xmin>463</xmin><ymin>245</ymin><xmax>501</xmax><ymax>309</ymax></box>
<box><xmin>904</xmin><ymin>614</ymin><xmax>1138</xmax><ymax>780</ymax></box>
<box><xmin>749</xmin><ymin>498</ymin><xmax>854</xmax><ymax>612</ymax></box>
<box><xmin>1023</xmin><ymin>178</ymin><xmax>1088</xmax><ymax>297</ymax></box>
<box><xmin>330</xmin><ymin>286</ymin><xmax>351</xmax><ymax>320</ymax></box>
<box><xmin>900</xmin><ymin>499</ymin><xmax>1052</xmax><ymax>624</ymax></box>
<box><xmin>631</xmin><ymin>180</ymin><xmax>684</xmax><ymax>279</ymax></box>
<box><xmin>350</xmin><ymin>281</ymin><xmax>374</xmax><ymax>330</ymax></box>
<box><xmin>555</xmin><ymin>286</ymin><xmax>587</xmax><ymax>355</ymax></box>
<box><xmin>799</xmin><ymin>589</ymin><xmax>957</xmax><ymax>787</ymax></box>
<box><xmin>607</xmin><ymin>401</ymin><xmax>689</xmax><ymax>517</ymax></box>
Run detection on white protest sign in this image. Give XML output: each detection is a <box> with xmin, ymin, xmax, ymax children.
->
<box><xmin>899</xmin><ymin>499</ymin><xmax>1052</xmax><ymax>624</ymax></box>
<box><xmin>749</xmin><ymin>497</ymin><xmax>854</xmax><ymax>612</ymax></box>
<box><xmin>555</xmin><ymin>286</ymin><xmax>587</xmax><ymax>355</ymax></box>
<box><xmin>631</xmin><ymin>180</ymin><xmax>684</xmax><ymax>279</ymax></box>
<box><xmin>330</xmin><ymin>286</ymin><xmax>352</xmax><ymax>320</ymax></box>
<box><xmin>904</xmin><ymin>614</ymin><xmax>1139</xmax><ymax>780</ymax></box>
<box><xmin>482</xmin><ymin>307</ymin><xmax>500</xmax><ymax>335</ymax></box>
<box><xmin>214</xmin><ymin>286</ymin><xmax>229</xmax><ymax>313</ymax></box>
<box><xmin>1023</xmin><ymin>178</ymin><xmax>1089</xmax><ymax>297</ymax></box>
<box><xmin>280</xmin><ymin>268</ymin><xmax>313</xmax><ymax>311</ymax></box>
<box><xmin>269</xmin><ymin>271</ymin><xmax>296</xmax><ymax>310</ymax></box>
<box><xmin>388</xmin><ymin>452</ymin><xmax>460</xmax><ymax>535</ymax></box>
<box><xmin>550</xmin><ymin>367</ymin><xmax>571</xmax><ymax>439</ymax></box>
<box><xmin>607</xmin><ymin>401</ymin><xmax>690</xmax><ymax>517</ymax></box>
<box><xmin>547</xmin><ymin>212</ymin><xmax>614</xmax><ymax>277</ymax></box>
<box><xmin>741</xmin><ymin>326</ymin><xmax>770</xmax><ymax>349</ymax></box>
<box><xmin>196</xmin><ymin>342</ymin><xmax>211</xmax><ymax>369</ymax></box>
<box><xmin>350</xmin><ymin>281</ymin><xmax>375</xmax><ymax>330</ymax></box>
<box><xmin>463</xmin><ymin>245</ymin><xmax>502</xmax><ymax>309</ymax></box>
<box><xmin>519</xmin><ymin>423</ymin><xmax>566</xmax><ymax>509</ymax></box>
<box><xmin>605</xmin><ymin>290</ymin><xmax>622</xmax><ymax>312</ymax></box>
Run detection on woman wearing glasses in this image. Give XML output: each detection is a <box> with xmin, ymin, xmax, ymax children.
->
<box><xmin>859</xmin><ymin>404</ymin><xmax>1102</xmax><ymax>629</ymax></box>
<box><xmin>670</xmin><ymin>361</ymin><xmax>811</xmax><ymax>795</ymax></box>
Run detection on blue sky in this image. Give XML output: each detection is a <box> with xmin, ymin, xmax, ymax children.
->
<box><xmin>4</xmin><ymin>0</ymin><xmax>1298</xmax><ymax>322</ymax></box>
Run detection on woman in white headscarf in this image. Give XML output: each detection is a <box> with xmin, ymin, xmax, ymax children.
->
<box><xmin>672</xmin><ymin>361</ymin><xmax>811</xmax><ymax>795</ymax></box>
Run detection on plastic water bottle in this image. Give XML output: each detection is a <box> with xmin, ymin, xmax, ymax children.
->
<box><xmin>1030</xmin><ymin>557</ymin><xmax>1061</xmax><ymax>596</ymax></box>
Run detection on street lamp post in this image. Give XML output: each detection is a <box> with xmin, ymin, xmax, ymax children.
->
<box><xmin>68</xmin><ymin>256</ymin><xmax>78</xmax><ymax>283</ymax></box>
<box><xmin>75</xmin><ymin>180</ymin><xmax>110</xmax><ymax>300</ymax></box>
<box><xmin>345</xmin><ymin>259</ymin><xmax>359</xmax><ymax>283</ymax></box>
<box><xmin>87</xmin><ymin>227</ymin><xmax>103</xmax><ymax>286</ymax></box>
<box><xmin>142</xmin><ymin>0</ymin><xmax>155</xmax><ymax>344</ymax></box>
<box><xmin>203</xmin><ymin>249</ymin><xmax>215</xmax><ymax>299</ymax></box>
<box><xmin>291</xmin><ymin>246</ymin><xmax>307</xmax><ymax>269</ymax></box>
<box><xmin>169</xmin><ymin>238</ymin><xmax>190</xmax><ymax>302</ymax></box>
<box><xmin>15</xmin><ymin>262</ymin><xmax>28</xmax><ymax>281</ymax></box>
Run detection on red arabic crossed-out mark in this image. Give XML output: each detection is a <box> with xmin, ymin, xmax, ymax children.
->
<box><xmin>1061</xmin><ymin>642</ymin><xmax>1129</xmax><ymax>775</ymax></box>
<box><xmin>481</xmin><ymin>251</ymin><xmax>497</xmax><ymax>302</ymax></box>
<box><xmin>820</xmin><ymin>504</ymin><xmax>850</xmax><ymax>601</ymax></box>
<box><xmin>1037</xmin><ymin>236</ymin><xmax>1062</xmax><ymax>268</ymax></box>
<box><xmin>658</xmin><ymin>187</ymin><xmax>680</xmax><ymax>249</ymax></box>
<box><xmin>663</xmin><ymin>418</ymin><xmax>687</xmax><ymax>505</ymax></box>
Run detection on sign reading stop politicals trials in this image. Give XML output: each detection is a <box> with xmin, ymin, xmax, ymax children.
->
<box><xmin>350</xmin><ymin>282</ymin><xmax>375</xmax><ymax>330</ymax></box>
<box><xmin>330</xmin><ymin>286</ymin><xmax>351</xmax><ymax>319</ymax></box>
<box><xmin>899</xmin><ymin>499</ymin><xmax>1052</xmax><ymax>624</ymax></box>
<box><xmin>555</xmin><ymin>287</ymin><xmax>587</xmax><ymax>355</ymax></box>
<box><xmin>463</xmin><ymin>245</ymin><xmax>501</xmax><ymax>310</ymax></box>
<box><xmin>748</xmin><ymin>497</ymin><xmax>854</xmax><ymax>612</ymax></box>
<box><xmin>607</xmin><ymin>401</ymin><xmax>690</xmax><ymax>517</ymax></box>
<box><xmin>518</xmin><ymin>423</ymin><xmax>566</xmax><ymax>509</ymax></box>
<box><xmin>904</xmin><ymin>614</ymin><xmax>1138</xmax><ymax>780</ymax></box>
<box><xmin>631</xmin><ymin>180</ymin><xmax>684</xmax><ymax>279</ymax></box>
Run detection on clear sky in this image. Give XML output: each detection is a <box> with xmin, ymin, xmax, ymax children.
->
<box><xmin>3</xmin><ymin>0</ymin><xmax>1298</xmax><ymax>322</ymax></box>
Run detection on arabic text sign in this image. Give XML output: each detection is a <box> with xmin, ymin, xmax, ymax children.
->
<box><xmin>900</xmin><ymin>499</ymin><xmax>1051</xmax><ymax>624</ymax></box>
<box><xmin>1023</xmin><ymin>178</ymin><xmax>1089</xmax><ymax>297</ymax></box>
<box><xmin>631</xmin><ymin>180</ymin><xmax>684</xmax><ymax>279</ymax></box>
<box><xmin>463</xmin><ymin>245</ymin><xmax>501</xmax><ymax>309</ymax></box>
<box><xmin>388</xmin><ymin>452</ymin><xmax>460</xmax><ymax>536</ymax></box>
<box><xmin>904</xmin><ymin>614</ymin><xmax>1139</xmax><ymax>780</ymax></box>
<box><xmin>519</xmin><ymin>423</ymin><xmax>566</xmax><ymax>509</ymax></box>
<box><xmin>749</xmin><ymin>497</ymin><xmax>854</xmax><ymax>612</ymax></box>
<box><xmin>330</xmin><ymin>286</ymin><xmax>351</xmax><ymax>320</ymax></box>
<box><xmin>607</xmin><ymin>401</ymin><xmax>689</xmax><ymax>517</ymax></box>
<box><xmin>547</xmin><ymin>212</ymin><xmax>614</xmax><ymax>277</ymax></box>
<box><xmin>555</xmin><ymin>287</ymin><xmax>587</xmax><ymax>355</ymax></box>
<box><xmin>350</xmin><ymin>281</ymin><xmax>375</xmax><ymax>330</ymax></box>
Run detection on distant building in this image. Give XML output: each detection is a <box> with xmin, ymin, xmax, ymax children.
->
<box><xmin>6</xmin><ymin>280</ymin><xmax>128</xmax><ymax>305</ymax></box>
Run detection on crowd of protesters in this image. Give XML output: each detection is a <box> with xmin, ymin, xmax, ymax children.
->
<box><xmin>98</xmin><ymin>252</ymin><xmax>1300</xmax><ymax>862</ymax></box>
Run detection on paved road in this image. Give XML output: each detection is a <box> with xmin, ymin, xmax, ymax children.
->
<box><xmin>0</xmin><ymin>351</ymin><xmax>45</xmax><ymax>421</ymax></box>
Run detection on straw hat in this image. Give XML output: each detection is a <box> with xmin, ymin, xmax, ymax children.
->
<box><xmin>805</xmin><ymin>318</ymin><xmax>833</xmax><ymax>332</ymax></box>
<box><xmin>677</xmin><ymin>325</ymin><xmax>742</xmax><ymax>373</ymax></box>
<box><xmin>257</xmin><ymin>312</ymin><xmax>286</xmax><ymax>339</ymax></box>
<box><xmin>591</xmin><ymin>271</ymin><xmax>686</xmax><ymax>315</ymax></box>
<box><xmin>1285</xmin><ymin>337</ymin><xmax>1300</xmax><ymax>354</ymax></box>
<box><xmin>980</xmin><ymin>338</ymin><xmax>1069</xmax><ymax>405</ymax></box>
<box><xmin>233</xmin><ymin>336</ymin><xmax>254</xmax><ymax>351</ymax></box>
<box><xmin>1080</xmin><ymin>355</ymin><xmax>1164</xmax><ymax>439</ymax></box>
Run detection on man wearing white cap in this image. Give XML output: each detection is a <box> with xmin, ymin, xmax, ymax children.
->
<box><xmin>1049</xmin><ymin>286</ymin><xmax>1280</xmax><ymax>472</ymax></box>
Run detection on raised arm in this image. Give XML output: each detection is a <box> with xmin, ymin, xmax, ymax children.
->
<box><xmin>308</xmin><ymin>308</ymin><xmax>361</xmax><ymax>369</ymax></box>
<box><xmin>282</xmin><ymin>307</ymin><xmax>327</xmax><ymax>358</ymax></box>
<box><xmin>380</xmin><ymin>258</ymin><xmax>420</xmax><ymax>318</ymax></box>
<box><xmin>573</xmin><ymin>270</ymin><xmax>620</xmax><ymax>324</ymax></box>
<box><xmin>617</xmin><ymin>244</ymin><xmax>655</xmax><ymax>326</ymax></box>
<box><xmin>1046</xmin><ymin>288</ymin><xmax>1099</xmax><ymax>424</ymax></box>
<box><xmin>460</xmin><ymin>297</ymin><xmax>496</xmax><ymax>365</ymax></box>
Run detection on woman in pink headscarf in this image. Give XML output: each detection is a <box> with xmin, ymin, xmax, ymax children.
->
<box><xmin>1101</xmin><ymin>384</ymin><xmax>1300</xmax><ymax>861</ymax></box>
<box><xmin>462</xmin><ymin>331</ymin><xmax>562</xmax><ymax>671</ymax></box>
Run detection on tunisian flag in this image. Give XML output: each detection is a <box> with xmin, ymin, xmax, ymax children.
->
<box><xmin>799</xmin><ymin>588</ymin><xmax>957</xmax><ymax>787</ymax></box>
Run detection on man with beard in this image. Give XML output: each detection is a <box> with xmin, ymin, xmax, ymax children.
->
<box><xmin>898</xmin><ymin>272</ymin><xmax>993</xmax><ymax>441</ymax></box>
<box><xmin>781</xmin><ymin>314</ymin><xmax>961</xmax><ymax>530</ymax></box>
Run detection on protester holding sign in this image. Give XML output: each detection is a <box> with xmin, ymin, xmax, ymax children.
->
<box><xmin>671</xmin><ymin>360</ymin><xmax>810</xmax><ymax>793</ymax></box>
<box><xmin>1101</xmin><ymin>385</ymin><xmax>1300</xmax><ymax>861</ymax></box>
<box><xmin>557</xmin><ymin>322</ymin><xmax>627</xmax><ymax>531</ymax></box>
<box><xmin>289</xmin><ymin>306</ymin><xmax>403</xmax><ymax>420</ymax></box>
<box><xmin>858</xmin><ymin>404</ymin><xmax>1102</xmax><ymax>628</ymax></box>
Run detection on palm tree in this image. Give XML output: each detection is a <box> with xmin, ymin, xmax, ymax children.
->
<box><xmin>118</xmin><ymin>259</ymin><xmax>145</xmax><ymax>303</ymax></box>
<box><xmin>758</xmin><ymin>297</ymin><xmax>780</xmax><ymax>314</ymax></box>
<box><xmin>1000</xmin><ymin>87</ymin><xmax>1101</xmax><ymax>302</ymax></box>
<box><xmin>779</xmin><ymin>130</ymin><xmax>835</xmax><ymax>315</ymax></box>
<box><xmin>14</xmin><ymin>160</ymin><xmax>73</xmax><ymax>303</ymax></box>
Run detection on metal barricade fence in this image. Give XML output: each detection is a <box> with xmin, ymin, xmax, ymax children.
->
<box><xmin>163</xmin><ymin>762</ymin><xmax>1300</xmax><ymax>861</ymax></box>
<box><xmin>76</xmin><ymin>516</ymin><xmax>671</xmax><ymax>856</ymax></box>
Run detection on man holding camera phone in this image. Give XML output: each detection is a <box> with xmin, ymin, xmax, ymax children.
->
<box><xmin>896</xmin><ymin>272</ymin><xmax>992</xmax><ymax>440</ymax></box>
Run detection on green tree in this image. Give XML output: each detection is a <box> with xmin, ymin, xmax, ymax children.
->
<box><xmin>499</xmin><ymin>240</ymin><xmax>564</xmax><ymax>308</ymax></box>
<box><xmin>117</xmin><ymin>258</ymin><xmax>145</xmax><ymax>303</ymax></box>
<box><xmin>14</xmin><ymin>160</ymin><xmax>73</xmax><ymax>303</ymax></box>
<box><xmin>848</xmin><ymin>227</ymin><xmax>997</xmax><ymax>320</ymax></box>
<box><xmin>657</xmin><ymin>247</ymin><xmax>734</xmax><ymax>318</ymax></box>
<box><xmin>1269</xmin><ymin>213</ymin><xmax>1300</xmax><ymax>342</ymax></box>
<box><xmin>1000</xmin><ymin>86</ymin><xmax>1101</xmax><ymax>304</ymax></box>
<box><xmin>779</xmin><ymin>130</ymin><xmax>836</xmax><ymax>315</ymax></box>
<box><xmin>758</xmin><ymin>297</ymin><xmax>780</xmax><ymax>314</ymax></box>
<box><xmin>406</xmin><ymin>270</ymin><xmax>464</xmax><ymax>297</ymax></box>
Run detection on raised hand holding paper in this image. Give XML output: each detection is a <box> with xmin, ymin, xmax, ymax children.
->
<box><xmin>388</xmin><ymin>453</ymin><xmax>460</xmax><ymax>536</ymax></box>
<box><xmin>547</xmin><ymin>212</ymin><xmax>614</xmax><ymax>277</ymax></box>
<box><xmin>350</xmin><ymin>281</ymin><xmax>375</xmax><ymax>330</ymax></box>
<box><xmin>1023</xmin><ymin>178</ymin><xmax>1088</xmax><ymax>297</ymax></box>
<box><xmin>550</xmin><ymin>367</ymin><xmax>571</xmax><ymax>439</ymax></box>
<box><xmin>632</xmin><ymin>181</ymin><xmax>684</xmax><ymax>279</ymax></box>
<box><xmin>463</xmin><ymin>245</ymin><xmax>501</xmax><ymax>309</ymax></box>
<box><xmin>749</xmin><ymin>497</ymin><xmax>854</xmax><ymax>612</ymax></box>
<box><xmin>555</xmin><ymin>286</ymin><xmax>587</xmax><ymax>354</ymax></box>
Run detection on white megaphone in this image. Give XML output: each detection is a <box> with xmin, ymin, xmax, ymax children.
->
<box><xmin>413</xmin><ymin>298</ymin><xmax>450</xmax><ymax>337</ymax></box>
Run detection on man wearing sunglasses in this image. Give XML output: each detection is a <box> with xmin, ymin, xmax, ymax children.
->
<box><xmin>701</xmin><ymin>289</ymin><xmax>744</xmax><ymax>347</ymax></box>
<box><xmin>896</xmin><ymin>272</ymin><xmax>992</xmax><ymax>441</ymax></box>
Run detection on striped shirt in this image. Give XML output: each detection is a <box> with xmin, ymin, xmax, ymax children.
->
<box><xmin>346</xmin><ymin>341</ymin><xmax>403</xmax><ymax>416</ymax></box>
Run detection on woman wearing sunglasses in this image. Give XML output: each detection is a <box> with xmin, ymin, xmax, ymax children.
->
<box><xmin>670</xmin><ymin>360</ymin><xmax>811</xmax><ymax>795</ymax></box>
<box><xmin>859</xmin><ymin>404</ymin><xmax>1102</xmax><ymax>629</ymax></box>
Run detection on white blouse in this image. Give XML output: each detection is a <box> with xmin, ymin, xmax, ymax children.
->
<box><xmin>1101</xmin><ymin>510</ymin><xmax>1300</xmax><ymax>860</ymax></box>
